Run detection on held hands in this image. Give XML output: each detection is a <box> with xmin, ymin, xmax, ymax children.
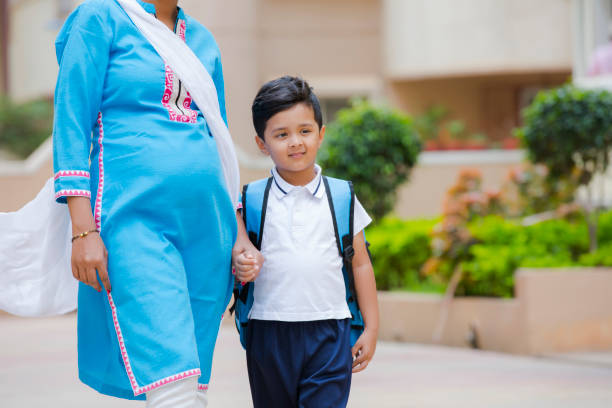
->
<box><xmin>232</xmin><ymin>240</ymin><xmax>264</xmax><ymax>283</ymax></box>
<box><xmin>351</xmin><ymin>328</ymin><xmax>377</xmax><ymax>373</ymax></box>
<box><xmin>71</xmin><ymin>231</ymin><xmax>111</xmax><ymax>292</ymax></box>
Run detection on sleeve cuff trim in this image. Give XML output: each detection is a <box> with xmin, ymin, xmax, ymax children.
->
<box><xmin>54</xmin><ymin>170</ymin><xmax>90</xmax><ymax>180</ymax></box>
<box><xmin>55</xmin><ymin>189</ymin><xmax>91</xmax><ymax>200</ymax></box>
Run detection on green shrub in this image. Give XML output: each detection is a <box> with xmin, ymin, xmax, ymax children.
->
<box><xmin>0</xmin><ymin>97</ymin><xmax>53</xmax><ymax>158</ymax></box>
<box><xmin>319</xmin><ymin>100</ymin><xmax>422</xmax><ymax>221</ymax></box>
<box><xmin>516</xmin><ymin>85</ymin><xmax>612</xmax><ymax>251</ymax></box>
<box><xmin>578</xmin><ymin>243</ymin><xmax>612</xmax><ymax>266</ymax></box>
<box><xmin>517</xmin><ymin>85</ymin><xmax>612</xmax><ymax>183</ymax></box>
<box><xmin>367</xmin><ymin>217</ymin><xmax>442</xmax><ymax>292</ymax></box>
<box><xmin>368</xmin><ymin>210</ymin><xmax>612</xmax><ymax>296</ymax></box>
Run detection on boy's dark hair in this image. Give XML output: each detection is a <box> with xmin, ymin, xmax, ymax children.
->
<box><xmin>252</xmin><ymin>76</ymin><xmax>323</xmax><ymax>140</ymax></box>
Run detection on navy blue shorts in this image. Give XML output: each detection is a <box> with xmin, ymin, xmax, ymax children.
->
<box><xmin>246</xmin><ymin>318</ymin><xmax>353</xmax><ymax>408</ymax></box>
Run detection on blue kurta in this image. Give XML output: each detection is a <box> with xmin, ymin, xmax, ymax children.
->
<box><xmin>52</xmin><ymin>0</ymin><xmax>236</xmax><ymax>400</ymax></box>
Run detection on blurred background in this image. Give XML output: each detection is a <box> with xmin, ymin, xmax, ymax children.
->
<box><xmin>1</xmin><ymin>0</ymin><xmax>612</xmax><ymax>406</ymax></box>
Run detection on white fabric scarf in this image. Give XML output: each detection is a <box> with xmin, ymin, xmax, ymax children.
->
<box><xmin>0</xmin><ymin>0</ymin><xmax>240</xmax><ymax>317</ymax></box>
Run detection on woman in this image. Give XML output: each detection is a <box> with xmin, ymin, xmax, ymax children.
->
<box><xmin>53</xmin><ymin>0</ymin><xmax>260</xmax><ymax>405</ymax></box>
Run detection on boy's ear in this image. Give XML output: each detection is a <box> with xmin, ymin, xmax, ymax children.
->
<box><xmin>254</xmin><ymin>135</ymin><xmax>269</xmax><ymax>155</ymax></box>
<box><xmin>318</xmin><ymin>125</ymin><xmax>326</xmax><ymax>146</ymax></box>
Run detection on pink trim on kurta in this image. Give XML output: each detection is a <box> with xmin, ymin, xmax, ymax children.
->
<box><xmin>198</xmin><ymin>384</ymin><xmax>209</xmax><ymax>392</ymax></box>
<box><xmin>94</xmin><ymin>113</ymin><xmax>105</xmax><ymax>230</ymax></box>
<box><xmin>54</xmin><ymin>170</ymin><xmax>90</xmax><ymax>180</ymax></box>
<box><xmin>137</xmin><ymin>369</ymin><xmax>202</xmax><ymax>395</ymax></box>
<box><xmin>106</xmin><ymin>291</ymin><xmax>140</xmax><ymax>391</ymax></box>
<box><xmin>162</xmin><ymin>19</ymin><xmax>197</xmax><ymax>124</ymax></box>
<box><xmin>55</xmin><ymin>189</ymin><xmax>91</xmax><ymax>200</ymax></box>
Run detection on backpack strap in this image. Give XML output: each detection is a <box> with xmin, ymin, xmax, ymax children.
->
<box><xmin>323</xmin><ymin>176</ymin><xmax>364</xmax><ymax>345</ymax></box>
<box><xmin>323</xmin><ymin>176</ymin><xmax>357</xmax><ymax>300</ymax></box>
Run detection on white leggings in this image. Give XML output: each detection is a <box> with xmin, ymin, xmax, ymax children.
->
<box><xmin>146</xmin><ymin>376</ymin><xmax>208</xmax><ymax>408</ymax></box>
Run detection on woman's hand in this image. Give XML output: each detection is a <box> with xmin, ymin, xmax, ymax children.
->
<box><xmin>67</xmin><ymin>196</ymin><xmax>111</xmax><ymax>292</ymax></box>
<box><xmin>72</xmin><ymin>232</ymin><xmax>111</xmax><ymax>292</ymax></box>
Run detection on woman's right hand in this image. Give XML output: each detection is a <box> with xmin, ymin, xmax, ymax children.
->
<box><xmin>71</xmin><ymin>232</ymin><xmax>111</xmax><ymax>292</ymax></box>
<box><xmin>67</xmin><ymin>196</ymin><xmax>111</xmax><ymax>292</ymax></box>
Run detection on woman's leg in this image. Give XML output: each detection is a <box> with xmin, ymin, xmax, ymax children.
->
<box><xmin>146</xmin><ymin>376</ymin><xmax>199</xmax><ymax>408</ymax></box>
<box><xmin>196</xmin><ymin>389</ymin><xmax>208</xmax><ymax>407</ymax></box>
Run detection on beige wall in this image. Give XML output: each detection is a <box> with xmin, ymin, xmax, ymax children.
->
<box><xmin>388</xmin><ymin>72</ymin><xmax>570</xmax><ymax>142</ymax></box>
<box><xmin>9</xmin><ymin>0</ymin><xmax>59</xmax><ymax>102</ymax></box>
<box><xmin>395</xmin><ymin>156</ymin><xmax>520</xmax><ymax>218</ymax></box>
<box><xmin>379</xmin><ymin>268</ymin><xmax>612</xmax><ymax>354</ymax></box>
<box><xmin>384</xmin><ymin>0</ymin><xmax>573</xmax><ymax>79</ymax></box>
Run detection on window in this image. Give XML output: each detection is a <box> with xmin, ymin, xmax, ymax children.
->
<box><xmin>319</xmin><ymin>97</ymin><xmax>352</xmax><ymax>124</ymax></box>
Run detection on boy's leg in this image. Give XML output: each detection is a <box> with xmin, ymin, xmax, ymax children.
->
<box><xmin>298</xmin><ymin>319</ymin><xmax>353</xmax><ymax>408</ymax></box>
<box><xmin>246</xmin><ymin>319</ymin><xmax>303</xmax><ymax>408</ymax></box>
<box><xmin>146</xmin><ymin>376</ymin><xmax>199</xmax><ymax>408</ymax></box>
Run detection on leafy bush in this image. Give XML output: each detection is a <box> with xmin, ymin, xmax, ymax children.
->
<box><xmin>516</xmin><ymin>85</ymin><xmax>612</xmax><ymax>250</ymax></box>
<box><xmin>370</xmin><ymin>210</ymin><xmax>612</xmax><ymax>297</ymax></box>
<box><xmin>366</xmin><ymin>217</ymin><xmax>442</xmax><ymax>292</ymax></box>
<box><xmin>319</xmin><ymin>100</ymin><xmax>421</xmax><ymax>221</ymax></box>
<box><xmin>0</xmin><ymin>97</ymin><xmax>53</xmax><ymax>158</ymax></box>
<box><xmin>457</xmin><ymin>216</ymin><xmax>585</xmax><ymax>297</ymax></box>
<box><xmin>517</xmin><ymin>85</ymin><xmax>612</xmax><ymax>183</ymax></box>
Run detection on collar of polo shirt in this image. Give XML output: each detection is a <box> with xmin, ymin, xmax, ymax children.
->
<box><xmin>271</xmin><ymin>164</ymin><xmax>324</xmax><ymax>199</ymax></box>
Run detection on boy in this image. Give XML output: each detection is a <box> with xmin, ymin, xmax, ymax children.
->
<box><xmin>233</xmin><ymin>76</ymin><xmax>378</xmax><ymax>408</ymax></box>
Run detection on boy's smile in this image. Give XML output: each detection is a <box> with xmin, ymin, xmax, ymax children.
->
<box><xmin>255</xmin><ymin>103</ymin><xmax>325</xmax><ymax>186</ymax></box>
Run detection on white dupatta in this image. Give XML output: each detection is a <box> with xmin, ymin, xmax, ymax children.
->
<box><xmin>0</xmin><ymin>0</ymin><xmax>240</xmax><ymax>317</ymax></box>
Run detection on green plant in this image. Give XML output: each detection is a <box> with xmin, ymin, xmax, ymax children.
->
<box><xmin>414</xmin><ymin>105</ymin><xmax>448</xmax><ymax>142</ymax></box>
<box><xmin>516</xmin><ymin>85</ymin><xmax>612</xmax><ymax>250</ymax></box>
<box><xmin>365</xmin><ymin>209</ymin><xmax>612</xmax><ymax>296</ymax></box>
<box><xmin>319</xmin><ymin>100</ymin><xmax>421</xmax><ymax>221</ymax></box>
<box><xmin>0</xmin><ymin>97</ymin><xmax>53</xmax><ymax>158</ymax></box>
<box><xmin>366</xmin><ymin>217</ymin><xmax>442</xmax><ymax>292</ymax></box>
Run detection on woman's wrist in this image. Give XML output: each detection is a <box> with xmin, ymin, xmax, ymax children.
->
<box><xmin>71</xmin><ymin>228</ymin><xmax>100</xmax><ymax>243</ymax></box>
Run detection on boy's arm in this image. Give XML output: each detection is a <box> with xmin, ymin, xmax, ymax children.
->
<box><xmin>351</xmin><ymin>230</ymin><xmax>379</xmax><ymax>373</ymax></box>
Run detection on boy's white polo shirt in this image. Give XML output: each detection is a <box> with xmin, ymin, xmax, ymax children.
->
<box><xmin>249</xmin><ymin>164</ymin><xmax>372</xmax><ymax>322</ymax></box>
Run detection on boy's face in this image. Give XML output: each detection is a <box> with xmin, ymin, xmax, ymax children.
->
<box><xmin>255</xmin><ymin>103</ymin><xmax>325</xmax><ymax>185</ymax></box>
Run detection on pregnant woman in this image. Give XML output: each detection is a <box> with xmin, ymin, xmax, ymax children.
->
<box><xmin>51</xmin><ymin>0</ymin><xmax>260</xmax><ymax>406</ymax></box>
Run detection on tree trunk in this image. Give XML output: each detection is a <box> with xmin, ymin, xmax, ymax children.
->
<box><xmin>432</xmin><ymin>264</ymin><xmax>463</xmax><ymax>343</ymax></box>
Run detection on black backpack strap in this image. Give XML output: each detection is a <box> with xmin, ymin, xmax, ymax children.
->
<box><xmin>323</xmin><ymin>177</ymin><xmax>358</xmax><ymax>306</ymax></box>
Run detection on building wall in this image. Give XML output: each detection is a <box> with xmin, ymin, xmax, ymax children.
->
<box><xmin>8</xmin><ymin>0</ymin><xmax>60</xmax><ymax>102</ymax></box>
<box><xmin>384</xmin><ymin>0</ymin><xmax>573</xmax><ymax>80</ymax></box>
<box><xmin>0</xmin><ymin>0</ymin><xmax>7</xmax><ymax>94</ymax></box>
<box><xmin>387</xmin><ymin>72</ymin><xmax>571</xmax><ymax>142</ymax></box>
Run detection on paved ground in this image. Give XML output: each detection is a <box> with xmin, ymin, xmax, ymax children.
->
<box><xmin>1</xmin><ymin>313</ymin><xmax>612</xmax><ymax>407</ymax></box>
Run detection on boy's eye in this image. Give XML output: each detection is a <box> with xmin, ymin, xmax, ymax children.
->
<box><xmin>301</xmin><ymin>129</ymin><xmax>312</xmax><ymax>134</ymax></box>
<box><xmin>276</xmin><ymin>132</ymin><xmax>287</xmax><ymax>138</ymax></box>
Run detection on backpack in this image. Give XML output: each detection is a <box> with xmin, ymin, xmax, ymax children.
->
<box><xmin>232</xmin><ymin>175</ymin><xmax>365</xmax><ymax>350</ymax></box>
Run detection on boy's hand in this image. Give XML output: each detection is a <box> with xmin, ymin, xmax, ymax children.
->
<box><xmin>233</xmin><ymin>251</ymin><xmax>262</xmax><ymax>283</ymax></box>
<box><xmin>351</xmin><ymin>328</ymin><xmax>377</xmax><ymax>373</ymax></box>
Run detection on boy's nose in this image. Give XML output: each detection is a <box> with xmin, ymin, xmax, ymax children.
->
<box><xmin>288</xmin><ymin>133</ymin><xmax>302</xmax><ymax>147</ymax></box>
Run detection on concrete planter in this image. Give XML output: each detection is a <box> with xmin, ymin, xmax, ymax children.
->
<box><xmin>378</xmin><ymin>267</ymin><xmax>612</xmax><ymax>355</ymax></box>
